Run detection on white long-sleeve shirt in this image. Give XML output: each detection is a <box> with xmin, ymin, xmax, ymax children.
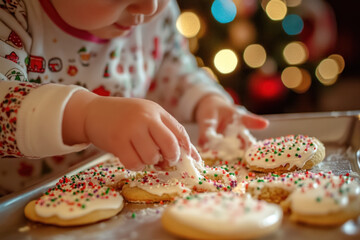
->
<box><xmin>0</xmin><ymin>0</ymin><xmax>230</xmax><ymax>193</ymax></box>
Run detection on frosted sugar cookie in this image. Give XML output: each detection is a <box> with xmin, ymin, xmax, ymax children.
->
<box><xmin>242</xmin><ymin>171</ymin><xmax>318</xmax><ymax>205</ymax></box>
<box><xmin>75</xmin><ymin>161</ymin><xmax>138</xmax><ymax>190</ymax></box>
<box><xmin>121</xmin><ymin>149</ymin><xmax>237</xmax><ymax>203</ymax></box>
<box><xmin>162</xmin><ymin>192</ymin><xmax>283</xmax><ymax>240</ymax></box>
<box><xmin>242</xmin><ymin>171</ymin><xmax>360</xmax><ymax>226</ymax></box>
<box><xmin>24</xmin><ymin>176</ymin><xmax>124</xmax><ymax>226</ymax></box>
<box><xmin>282</xmin><ymin>172</ymin><xmax>360</xmax><ymax>226</ymax></box>
<box><xmin>245</xmin><ymin>135</ymin><xmax>325</xmax><ymax>173</ymax></box>
<box><xmin>198</xmin><ymin>119</ymin><xmax>256</xmax><ymax>167</ymax></box>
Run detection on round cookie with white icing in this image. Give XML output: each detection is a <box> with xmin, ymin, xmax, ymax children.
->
<box><xmin>121</xmin><ymin>150</ymin><xmax>237</xmax><ymax>203</ymax></box>
<box><xmin>162</xmin><ymin>192</ymin><xmax>283</xmax><ymax>240</ymax></box>
<box><xmin>24</xmin><ymin>177</ymin><xmax>124</xmax><ymax>226</ymax></box>
<box><xmin>75</xmin><ymin>161</ymin><xmax>139</xmax><ymax>190</ymax></box>
<box><xmin>282</xmin><ymin>172</ymin><xmax>360</xmax><ymax>226</ymax></box>
<box><xmin>242</xmin><ymin>171</ymin><xmax>360</xmax><ymax>226</ymax></box>
<box><xmin>245</xmin><ymin>135</ymin><xmax>325</xmax><ymax>173</ymax></box>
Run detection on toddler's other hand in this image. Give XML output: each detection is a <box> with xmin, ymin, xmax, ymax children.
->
<box><xmin>195</xmin><ymin>94</ymin><xmax>269</xmax><ymax>147</ymax></box>
<box><xmin>63</xmin><ymin>91</ymin><xmax>192</xmax><ymax>170</ymax></box>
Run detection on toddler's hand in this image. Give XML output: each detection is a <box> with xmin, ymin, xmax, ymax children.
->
<box><xmin>63</xmin><ymin>91</ymin><xmax>192</xmax><ymax>170</ymax></box>
<box><xmin>195</xmin><ymin>94</ymin><xmax>269</xmax><ymax>147</ymax></box>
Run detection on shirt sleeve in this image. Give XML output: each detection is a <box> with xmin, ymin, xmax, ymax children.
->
<box><xmin>0</xmin><ymin>5</ymin><xmax>88</xmax><ymax>158</ymax></box>
<box><xmin>145</xmin><ymin>0</ymin><xmax>233</xmax><ymax>123</ymax></box>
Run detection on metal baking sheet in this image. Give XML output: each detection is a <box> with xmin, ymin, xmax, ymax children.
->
<box><xmin>0</xmin><ymin>111</ymin><xmax>359</xmax><ymax>240</ymax></box>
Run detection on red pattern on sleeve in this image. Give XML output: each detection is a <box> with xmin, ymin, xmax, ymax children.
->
<box><xmin>0</xmin><ymin>83</ymin><xmax>39</xmax><ymax>157</ymax></box>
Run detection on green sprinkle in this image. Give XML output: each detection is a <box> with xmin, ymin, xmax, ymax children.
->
<box><xmin>132</xmin><ymin>213</ymin><xmax>136</xmax><ymax>218</ymax></box>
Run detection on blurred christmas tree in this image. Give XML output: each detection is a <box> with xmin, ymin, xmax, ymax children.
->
<box><xmin>176</xmin><ymin>0</ymin><xmax>345</xmax><ymax>114</ymax></box>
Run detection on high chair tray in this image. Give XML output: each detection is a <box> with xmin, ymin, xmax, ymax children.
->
<box><xmin>0</xmin><ymin>111</ymin><xmax>359</xmax><ymax>240</ymax></box>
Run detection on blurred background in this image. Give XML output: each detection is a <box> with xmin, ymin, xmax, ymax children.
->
<box><xmin>176</xmin><ymin>0</ymin><xmax>360</xmax><ymax>114</ymax></box>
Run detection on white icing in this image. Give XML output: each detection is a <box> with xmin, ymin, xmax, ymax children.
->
<box><xmin>132</xmin><ymin>148</ymin><xmax>237</xmax><ymax>196</ymax></box>
<box><xmin>199</xmin><ymin>119</ymin><xmax>256</xmax><ymax>162</ymax></box>
<box><xmin>245</xmin><ymin>171</ymin><xmax>360</xmax><ymax>215</ymax></box>
<box><xmin>35</xmin><ymin>180</ymin><xmax>123</xmax><ymax>220</ymax></box>
<box><xmin>76</xmin><ymin>162</ymin><xmax>137</xmax><ymax>187</ymax></box>
<box><xmin>245</xmin><ymin>135</ymin><xmax>318</xmax><ymax>169</ymax></box>
<box><xmin>169</xmin><ymin>192</ymin><xmax>282</xmax><ymax>235</ymax></box>
<box><xmin>290</xmin><ymin>175</ymin><xmax>360</xmax><ymax>215</ymax></box>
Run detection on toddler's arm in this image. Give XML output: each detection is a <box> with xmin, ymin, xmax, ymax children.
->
<box><xmin>62</xmin><ymin>90</ymin><xmax>193</xmax><ymax>170</ymax></box>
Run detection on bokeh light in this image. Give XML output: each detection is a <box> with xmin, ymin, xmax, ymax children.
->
<box><xmin>249</xmin><ymin>73</ymin><xmax>287</xmax><ymax>100</ymax></box>
<box><xmin>281</xmin><ymin>67</ymin><xmax>311</xmax><ymax>93</ymax></box>
<box><xmin>281</xmin><ymin>66</ymin><xmax>302</xmax><ymax>89</ymax></box>
<box><xmin>316</xmin><ymin>67</ymin><xmax>338</xmax><ymax>86</ymax></box>
<box><xmin>282</xmin><ymin>14</ymin><xmax>304</xmax><ymax>35</ymax></box>
<box><xmin>317</xmin><ymin>58</ymin><xmax>339</xmax><ymax>80</ymax></box>
<box><xmin>211</xmin><ymin>0</ymin><xmax>237</xmax><ymax>24</ymax></box>
<box><xmin>315</xmin><ymin>58</ymin><xmax>339</xmax><ymax>86</ymax></box>
<box><xmin>214</xmin><ymin>49</ymin><xmax>239</xmax><ymax>74</ymax></box>
<box><xmin>328</xmin><ymin>54</ymin><xmax>345</xmax><ymax>74</ymax></box>
<box><xmin>293</xmin><ymin>68</ymin><xmax>311</xmax><ymax>93</ymax></box>
<box><xmin>176</xmin><ymin>12</ymin><xmax>201</xmax><ymax>38</ymax></box>
<box><xmin>283</xmin><ymin>41</ymin><xmax>308</xmax><ymax>65</ymax></box>
<box><xmin>243</xmin><ymin>44</ymin><xmax>267</xmax><ymax>68</ymax></box>
<box><xmin>265</xmin><ymin>0</ymin><xmax>287</xmax><ymax>21</ymax></box>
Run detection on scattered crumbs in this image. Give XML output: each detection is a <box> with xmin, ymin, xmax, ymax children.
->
<box><xmin>18</xmin><ymin>225</ymin><xmax>30</xmax><ymax>232</ymax></box>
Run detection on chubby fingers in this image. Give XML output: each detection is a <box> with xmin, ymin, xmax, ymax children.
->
<box><xmin>130</xmin><ymin>128</ymin><xmax>163</xmax><ymax>166</ymax></box>
<box><xmin>190</xmin><ymin>144</ymin><xmax>201</xmax><ymax>161</ymax></box>
<box><xmin>161</xmin><ymin>112</ymin><xmax>192</xmax><ymax>153</ymax></box>
<box><xmin>116</xmin><ymin>142</ymin><xmax>145</xmax><ymax>171</ymax></box>
<box><xmin>149</xmin><ymin>122</ymin><xmax>180</xmax><ymax>165</ymax></box>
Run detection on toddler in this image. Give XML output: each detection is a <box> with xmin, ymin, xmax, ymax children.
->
<box><xmin>0</xmin><ymin>0</ymin><xmax>267</xmax><ymax>195</ymax></box>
